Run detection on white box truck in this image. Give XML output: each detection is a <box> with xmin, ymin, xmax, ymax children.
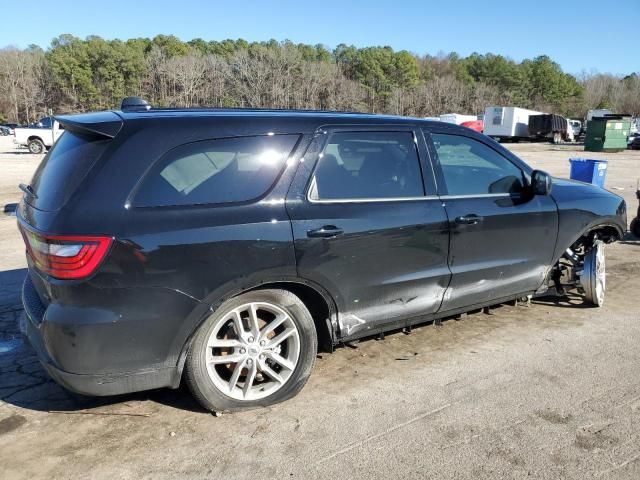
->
<box><xmin>484</xmin><ymin>106</ymin><xmax>543</xmax><ymax>141</ymax></box>
<box><xmin>439</xmin><ymin>113</ymin><xmax>478</xmax><ymax>125</ymax></box>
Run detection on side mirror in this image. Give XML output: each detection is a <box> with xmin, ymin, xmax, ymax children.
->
<box><xmin>531</xmin><ymin>170</ymin><xmax>552</xmax><ymax>196</ymax></box>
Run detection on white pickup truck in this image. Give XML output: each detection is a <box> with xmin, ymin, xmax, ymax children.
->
<box><xmin>13</xmin><ymin>116</ymin><xmax>64</xmax><ymax>154</ymax></box>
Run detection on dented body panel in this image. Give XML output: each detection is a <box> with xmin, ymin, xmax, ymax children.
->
<box><xmin>439</xmin><ymin>194</ymin><xmax>558</xmax><ymax>311</ymax></box>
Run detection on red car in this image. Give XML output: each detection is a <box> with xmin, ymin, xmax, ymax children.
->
<box><xmin>461</xmin><ymin>119</ymin><xmax>484</xmax><ymax>133</ymax></box>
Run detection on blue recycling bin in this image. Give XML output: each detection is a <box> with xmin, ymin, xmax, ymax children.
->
<box><xmin>569</xmin><ymin>158</ymin><xmax>608</xmax><ymax>188</ymax></box>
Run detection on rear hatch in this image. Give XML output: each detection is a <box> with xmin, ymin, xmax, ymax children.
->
<box><xmin>18</xmin><ymin>112</ymin><xmax>123</xmax><ymax>308</ymax></box>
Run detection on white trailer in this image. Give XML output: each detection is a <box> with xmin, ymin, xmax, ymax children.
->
<box><xmin>483</xmin><ymin>106</ymin><xmax>543</xmax><ymax>141</ymax></box>
<box><xmin>439</xmin><ymin>113</ymin><xmax>478</xmax><ymax>125</ymax></box>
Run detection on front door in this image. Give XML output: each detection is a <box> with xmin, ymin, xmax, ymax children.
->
<box><xmin>286</xmin><ymin>127</ymin><xmax>450</xmax><ymax>338</ymax></box>
<box><xmin>425</xmin><ymin>128</ymin><xmax>558</xmax><ymax>312</ymax></box>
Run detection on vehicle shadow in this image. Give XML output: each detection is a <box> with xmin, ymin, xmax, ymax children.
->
<box><xmin>532</xmin><ymin>292</ymin><xmax>592</xmax><ymax>309</ymax></box>
<box><xmin>0</xmin><ymin>150</ymin><xmax>34</xmax><ymax>155</ymax></box>
<box><xmin>0</xmin><ymin>268</ymin><xmax>207</xmax><ymax>414</ymax></box>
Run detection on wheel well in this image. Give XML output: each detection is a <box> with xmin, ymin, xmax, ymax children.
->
<box><xmin>585</xmin><ymin>224</ymin><xmax>623</xmax><ymax>244</ymax></box>
<box><xmin>27</xmin><ymin>136</ymin><xmax>43</xmax><ymax>142</ymax></box>
<box><xmin>250</xmin><ymin>282</ymin><xmax>335</xmax><ymax>352</ymax></box>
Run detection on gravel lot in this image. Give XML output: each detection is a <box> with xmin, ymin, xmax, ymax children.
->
<box><xmin>0</xmin><ymin>135</ymin><xmax>639</xmax><ymax>479</ymax></box>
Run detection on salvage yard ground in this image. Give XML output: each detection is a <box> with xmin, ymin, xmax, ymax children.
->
<box><xmin>0</xmin><ymin>135</ymin><xmax>639</xmax><ymax>479</ymax></box>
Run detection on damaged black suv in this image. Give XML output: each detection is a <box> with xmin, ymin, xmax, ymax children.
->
<box><xmin>19</xmin><ymin>98</ymin><xmax>626</xmax><ymax>412</ymax></box>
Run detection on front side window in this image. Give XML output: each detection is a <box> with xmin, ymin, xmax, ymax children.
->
<box><xmin>431</xmin><ymin>133</ymin><xmax>524</xmax><ymax>196</ymax></box>
<box><xmin>308</xmin><ymin>131</ymin><xmax>424</xmax><ymax>201</ymax></box>
<box><xmin>134</xmin><ymin>134</ymin><xmax>299</xmax><ymax>207</ymax></box>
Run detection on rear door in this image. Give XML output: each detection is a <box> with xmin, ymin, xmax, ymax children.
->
<box><xmin>286</xmin><ymin>126</ymin><xmax>450</xmax><ymax>337</ymax></box>
<box><xmin>424</xmin><ymin>126</ymin><xmax>558</xmax><ymax>311</ymax></box>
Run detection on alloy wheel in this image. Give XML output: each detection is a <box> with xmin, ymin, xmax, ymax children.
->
<box><xmin>204</xmin><ymin>302</ymin><xmax>301</xmax><ymax>401</ymax></box>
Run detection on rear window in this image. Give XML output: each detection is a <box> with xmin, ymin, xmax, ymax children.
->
<box><xmin>28</xmin><ymin>131</ymin><xmax>110</xmax><ymax>211</ymax></box>
<box><xmin>134</xmin><ymin>135</ymin><xmax>299</xmax><ymax>207</ymax></box>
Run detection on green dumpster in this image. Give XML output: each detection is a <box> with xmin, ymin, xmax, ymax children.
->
<box><xmin>585</xmin><ymin>115</ymin><xmax>631</xmax><ymax>152</ymax></box>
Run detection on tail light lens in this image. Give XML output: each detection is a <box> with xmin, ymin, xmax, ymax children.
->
<box><xmin>19</xmin><ymin>224</ymin><xmax>112</xmax><ymax>280</ymax></box>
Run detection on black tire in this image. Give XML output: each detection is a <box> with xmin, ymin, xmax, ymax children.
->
<box><xmin>631</xmin><ymin>218</ymin><xmax>640</xmax><ymax>238</ymax></box>
<box><xmin>28</xmin><ymin>138</ymin><xmax>45</xmax><ymax>154</ymax></box>
<box><xmin>185</xmin><ymin>289</ymin><xmax>317</xmax><ymax>412</ymax></box>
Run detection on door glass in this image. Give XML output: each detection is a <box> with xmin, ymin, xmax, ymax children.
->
<box><xmin>309</xmin><ymin>131</ymin><xmax>424</xmax><ymax>200</ymax></box>
<box><xmin>431</xmin><ymin>134</ymin><xmax>524</xmax><ymax>195</ymax></box>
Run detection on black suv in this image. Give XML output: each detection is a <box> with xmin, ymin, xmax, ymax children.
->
<box><xmin>18</xmin><ymin>99</ymin><xmax>626</xmax><ymax>412</ymax></box>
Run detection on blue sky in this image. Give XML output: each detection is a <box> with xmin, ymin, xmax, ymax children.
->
<box><xmin>1</xmin><ymin>0</ymin><xmax>635</xmax><ymax>75</ymax></box>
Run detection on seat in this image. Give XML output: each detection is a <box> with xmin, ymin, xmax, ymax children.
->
<box><xmin>358</xmin><ymin>151</ymin><xmax>399</xmax><ymax>197</ymax></box>
<box><xmin>314</xmin><ymin>154</ymin><xmax>354</xmax><ymax>199</ymax></box>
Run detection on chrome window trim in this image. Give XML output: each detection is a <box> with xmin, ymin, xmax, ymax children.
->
<box><xmin>307</xmin><ymin>194</ymin><xmax>440</xmax><ymax>204</ymax></box>
<box><xmin>439</xmin><ymin>193</ymin><xmax>513</xmax><ymax>200</ymax></box>
<box><xmin>307</xmin><ymin>192</ymin><xmax>513</xmax><ymax>204</ymax></box>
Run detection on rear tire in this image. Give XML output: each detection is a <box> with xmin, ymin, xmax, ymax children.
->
<box><xmin>28</xmin><ymin>138</ymin><xmax>45</xmax><ymax>154</ymax></box>
<box><xmin>185</xmin><ymin>289</ymin><xmax>317</xmax><ymax>412</ymax></box>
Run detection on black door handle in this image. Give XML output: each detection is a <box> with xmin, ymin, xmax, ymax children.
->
<box><xmin>454</xmin><ymin>215</ymin><xmax>484</xmax><ymax>225</ymax></box>
<box><xmin>307</xmin><ymin>225</ymin><xmax>344</xmax><ymax>238</ymax></box>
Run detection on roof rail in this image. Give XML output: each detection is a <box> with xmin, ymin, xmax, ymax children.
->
<box><xmin>120</xmin><ymin>97</ymin><xmax>151</xmax><ymax>111</ymax></box>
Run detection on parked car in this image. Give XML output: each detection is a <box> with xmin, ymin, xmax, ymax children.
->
<box><xmin>13</xmin><ymin>117</ymin><xmax>64</xmax><ymax>153</ymax></box>
<box><xmin>1</xmin><ymin>123</ymin><xmax>20</xmax><ymax>134</ymax></box>
<box><xmin>460</xmin><ymin>119</ymin><xmax>484</xmax><ymax>133</ymax></box>
<box><xmin>19</xmin><ymin>98</ymin><xmax>626</xmax><ymax>412</ymax></box>
<box><xmin>629</xmin><ymin>133</ymin><xmax>640</xmax><ymax>150</ymax></box>
<box><xmin>569</xmin><ymin>119</ymin><xmax>582</xmax><ymax>138</ymax></box>
<box><xmin>0</xmin><ymin>126</ymin><xmax>10</xmax><ymax>136</ymax></box>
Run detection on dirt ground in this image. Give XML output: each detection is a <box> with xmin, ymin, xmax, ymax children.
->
<box><xmin>0</xmin><ymin>135</ymin><xmax>639</xmax><ymax>479</ymax></box>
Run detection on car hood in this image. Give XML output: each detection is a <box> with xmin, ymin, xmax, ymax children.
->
<box><xmin>551</xmin><ymin>177</ymin><xmax>623</xmax><ymax>200</ymax></box>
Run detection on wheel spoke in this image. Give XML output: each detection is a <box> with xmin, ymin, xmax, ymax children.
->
<box><xmin>265</xmin><ymin>351</ymin><xmax>295</xmax><ymax>371</ymax></box>
<box><xmin>228</xmin><ymin>358</ymin><xmax>247</xmax><ymax>391</ymax></box>
<box><xmin>259</xmin><ymin>314</ymin><xmax>287</xmax><ymax>340</ymax></box>
<box><xmin>242</xmin><ymin>362</ymin><xmax>258</xmax><ymax>399</ymax></box>
<box><xmin>260</xmin><ymin>361</ymin><xmax>284</xmax><ymax>383</ymax></box>
<box><xmin>230</xmin><ymin>310</ymin><xmax>245</xmax><ymax>338</ymax></box>
<box><xmin>208</xmin><ymin>338</ymin><xmax>243</xmax><ymax>349</ymax></box>
<box><xmin>267</xmin><ymin>327</ymin><xmax>296</xmax><ymax>348</ymax></box>
<box><xmin>208</xmin><ymin>353</ymin><xmax>244</xmax><ymax>365</ymax></box>
<box><xmin>248</xmin><ymin>304</ymin><xmax>261</xmax><ymax>339</ymax></box>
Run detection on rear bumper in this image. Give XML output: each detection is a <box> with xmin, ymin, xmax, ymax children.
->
<box><xmin>22</xmin><ymin>275</ymin><xmax>181</xmax><ymax>396</ymax></box>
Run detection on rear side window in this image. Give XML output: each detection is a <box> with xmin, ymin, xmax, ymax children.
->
<box><xmin>134</xmin><ymin>135</ymin><xmax>299</xmax><ymax>207</ymax></box>
<box><xmin>28</xmin><ymin>131</ymin><xmax>110</xmax><ymax>211</ymax></box>
<box><xmin>309</xmin><ymin>131</ymin><xmax>424</xmax><ymax>201</ymax></box>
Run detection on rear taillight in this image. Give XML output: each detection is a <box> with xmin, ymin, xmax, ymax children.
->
<box><xmin>18</xmin><ymin>224</ymin><xmax>112</xmax><ymax>280</ymax></box>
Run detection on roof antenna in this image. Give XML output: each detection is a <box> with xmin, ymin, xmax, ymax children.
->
<box><xmin>121</xmin><ymin>97</ymin><xmax>151</xmax><ymax>111</ymax></box>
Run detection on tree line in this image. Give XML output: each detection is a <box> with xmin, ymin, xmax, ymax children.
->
<box><xmin>0</xmin><ymin>34</ymin><xmax>638</xmax><ymax>124</ymax></box>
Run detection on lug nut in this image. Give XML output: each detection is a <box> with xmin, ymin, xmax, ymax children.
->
<box><xmin>239</xmin><ymin>348</ymin><xmax>246</xmax><ymax>354</ymax></box>
<box><xmin>247</xmin><ymin>358</ymin><xmax>253</xmax><ymax>365</ymax></box>
<box><xmin>259</xmin><ymin>354</ymin><xmax>265</xmax><ymax>360</ymax></box>
<box><xmin>248</xmin><ymin>336</ymin><xmax>255</xmax><ymax>343</ymax></box>
<box><xmin>259</xmin><ymin>340</ymin><xmax>266</xmax><ymax>347</ymax></box>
